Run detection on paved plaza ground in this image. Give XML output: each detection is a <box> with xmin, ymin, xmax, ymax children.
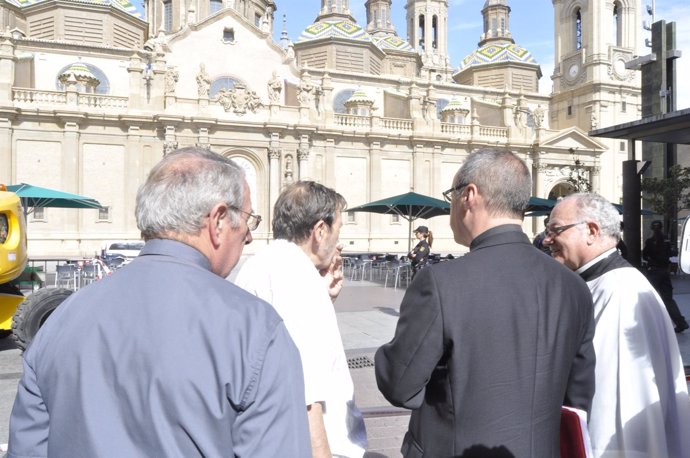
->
<box><xmin>1</xmin><ymin>270</ymin><xmax>690</xmax><ymax>456</ymax></box>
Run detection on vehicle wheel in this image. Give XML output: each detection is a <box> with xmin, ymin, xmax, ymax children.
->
<box><xmin>11</xmin><ymin>288</ymin><xmax>73</xmax><ymax>351</ymax></box>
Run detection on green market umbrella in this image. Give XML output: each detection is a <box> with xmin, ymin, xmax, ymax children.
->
<box><xmin>348</xmin><ymin>192</ymin><xmax>450</xmax><ymax>251</ymax></box>
<box><xmin>7</xmin><ymin>183</ymin><xmax>103</xmax><ymax>218</ymax></box>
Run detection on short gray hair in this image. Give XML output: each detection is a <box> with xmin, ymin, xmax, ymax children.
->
<box><xmin>454</xmin><ymin>149</ymin><xmax>531</xmax><ymax>218</ymax></box>
<box><xmin>560</xmin><ymin>193</ymin><xmax>620</xmax><ymax>241</ymax></box>
<box><xmin>136</xmin><ymin>147</ymin><xmax>245</xmax><ymax>240</ymax></box>
<box><xmin>272</xmin><ymin>181</ymin><xmax>347</xmax><ymax>244</ymax></box>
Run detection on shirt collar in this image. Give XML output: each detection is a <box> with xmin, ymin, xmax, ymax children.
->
<box><xmin>576</xmin><ymin>247</ymin><xmax>617</xmax><ymax>275</ymax></box>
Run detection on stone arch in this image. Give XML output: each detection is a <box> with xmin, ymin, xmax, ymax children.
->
<box><xmin>547</xmin><ymin>180</ymin><xmax>577</xmax><ymax>200</ymax></box>
<box><xmin>220</xmin><ymin>149</ymin><xmax>265</xmax><ymax>214</ymax></box>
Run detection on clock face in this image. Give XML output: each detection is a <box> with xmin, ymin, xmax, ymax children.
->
<box><xmin>614</xmin><ymin>58</ymin><xmax>626</xmax><ymax>77</ymax></box>
<box><xmin>568</xmin><ymin>63</ymin><xmax>580</xmax><ymax>79</ymax></box>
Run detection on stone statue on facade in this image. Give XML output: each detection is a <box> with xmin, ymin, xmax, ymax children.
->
<box><xmin>298</xmin><ymin>72</ymin><xmax>315</xmax><ymax>107</ymax></box>
<box><xmin>284</xmin><ymin>155</ymin><xmax>294</xmax><ymax>185</ymax></box>
<box><xmin>196</xmin><ymin>63</ymin><xmax>211</xmax><ymax>98</ymax></box>
<box><xmin>164</xmin><ymin>67</ymin><xmax>179</xmax><ymax>95</ymax></box>
<box><xmin>267</xmin><ymin>71</ymin><xmax>282</xmax><ymax>104</ymax></box>
<box><xmin>533</xmin><ymin>104</ymin><xmax>545</xmax><ymax>128</ymax></box>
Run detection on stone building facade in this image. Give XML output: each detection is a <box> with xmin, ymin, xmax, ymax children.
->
<box><xmin>0</xmin><ymin>0</ymin><xmax>641</xmax><ymax>256</ymax></box>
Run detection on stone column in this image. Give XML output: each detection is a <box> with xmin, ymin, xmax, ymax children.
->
<box><xmin>297</xmin><ymin>135</ymin><xmax>310</xmax><ymax>180</ymax></box>
<box><xmin>0</xmin><ymin>34</ymin><xmax>16</xmax><ymax>103</ymax></box>
<box><xmin>321</xmin><ymin>72</ymin><xmax>334</xmax><ymax>125</ymax></box>
<box><xmin>125</xmin><ymin>125</ymin><xmax>143</xmax><ymax>231</ymax></box>
<box><xmin>268</xmin><ymin>132</ymin><xmax>281</xmax><ymax>225</ymax></box>
<box><xmin>62</xmin><ymin>120</ymin><xmax>81</xmax><ymax>235</ymax></box>
<box><xmin>0</xmin><ymin>117</ymin><xmax>12</xmax><ymax>184</ymax></box>
<box><xmin>591</xmin><ymin>164</ymin><xmax>601</xmax><ymax>193</ymax></box>
<box><xmin>163</xmin><ymin>125</ymin><xmax>178</xmax><ymax>155</ymax></box>
<box><xmin>127</xmin><ymin>54</ymin><xmax>145</xmax><ymax>110</ymax></box>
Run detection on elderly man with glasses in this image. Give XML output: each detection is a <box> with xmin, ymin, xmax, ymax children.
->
<box><xmin>8</xmin><ymin>147</ymin><xmax>311</xmax><ymax>458</ymax></box>
<box><xmin>544</xmin><ymin>192</ymin><xmax>690</xmax><ymax>458</ymax></box>
<box><xmin>375</xmin><ymin>148</ymin><xmax>596</xmax><ymax>457</ymax></box>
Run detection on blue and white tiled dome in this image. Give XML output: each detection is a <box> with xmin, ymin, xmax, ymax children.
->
<box><xmin>5</xmin><ymin>0</ymin><xmax>141</xmax><ymax>18</ymax></box>
<box><xmin>298</xmin><ymin>20</ymin><xmax>373</xmax><ymax>44</ymax></box>
<box><xmin>458</xmin><ymin>42</ymin><xmax>537</xmax><ymax>71</ymax></box>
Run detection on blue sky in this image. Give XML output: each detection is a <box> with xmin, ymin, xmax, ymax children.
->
<box><xmin>270</xmin><ymin>0</ymin><xmax>690</xmax><ymax>107</ymax></box>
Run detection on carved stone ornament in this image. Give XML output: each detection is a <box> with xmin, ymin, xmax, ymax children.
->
<box><xmin>268</xmin><ymin>146</ymin><xmax>281</xmax><ymax>160</ymax></box>
<box><xmin>608</xmin><ymin>52</ymin><xmax>636</xmax><ymax>82</ymax></box>
<box><xmin>163</xmin><ymin>141</ymin><xmax>178</xmax><ymax>155</ymax></box>
<box><xmin>217</xmin><ymin>83</ymin><xmax>263</xmax><ymax>115</ymax></box>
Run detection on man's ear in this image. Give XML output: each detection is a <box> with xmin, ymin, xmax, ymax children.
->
<box><xmin>586</xmin><ymin>221</ymin><xmax>600</xmax><ymax>243</ymax></box>
<box><xmin>312</xmin><ymin>219</ymin><xmax>326</xmax><ymax>241</ymax></box>
<box><xmin>208</xmin><ymin>203</ymin><xmax>228</xmax><ymax>246</ymax></box>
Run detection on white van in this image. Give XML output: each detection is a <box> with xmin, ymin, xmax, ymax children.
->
<box><xmin>101</xmin><ymin>240</ymin><xmax>145</xmax><ymax>260</ymax></box>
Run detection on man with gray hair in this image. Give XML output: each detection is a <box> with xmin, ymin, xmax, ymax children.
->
<box><xmin>376</xmin><ymin>149</ymin><xmax>596</xmax><ymax>457</ymax></box>
<box><xmin>236</xmin><ymin>181</ymin><xmax>367</xmax><ymax>458</ymax></box>
<box><xmin>8</xmin><ymin>147</ymin><xmax>311</xmax><ymax>457</ymax></box>
<box><xmin>545</xmin><ymin>192</ymin><xmax>690</xmax><ymax>457</ymax></box>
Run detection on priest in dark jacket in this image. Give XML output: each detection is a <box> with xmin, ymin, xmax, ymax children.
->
<box><xmin>375</xmin><ymin>149</ymin><xmax>596</xmax><ymax>458</ymax></box>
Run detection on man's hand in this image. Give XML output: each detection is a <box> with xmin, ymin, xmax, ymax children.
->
<box><xmin>321</xmin><ymin>243</ymin><xmax>344</xmax><ymax>302</ymax></box>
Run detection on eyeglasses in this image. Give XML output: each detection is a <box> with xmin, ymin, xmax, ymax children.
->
<box><xmin>442</xmin><ymin>183</ymin><xmax>468</xmax><ymax>202</ymax></box>
<box><xmin>229</xmin><ymin>206</ymin><xmax>262</xmax><ymax>231</ymax></box>
<box><xmin>544</xmin><ymin>221</ymin><xmax>586</xmax><ymax>238</ymax></box>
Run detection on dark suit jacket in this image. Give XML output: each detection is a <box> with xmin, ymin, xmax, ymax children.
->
<box><xmin>375</xmin><ymin>225</ymin><xmax>596</xmax><ymax>458</ymax></box>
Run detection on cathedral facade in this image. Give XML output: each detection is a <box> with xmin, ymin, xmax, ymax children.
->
<box><xmin>0</xmin><ymin>0</ymin><xmax>641</xmax><ymax>256</ymax></box>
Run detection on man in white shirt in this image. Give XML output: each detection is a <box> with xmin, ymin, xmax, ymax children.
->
<box><xmin>235</xmin><ymin>181</ymin><xmax>367</xmax><ymax>458</ymax></box>
<box><xmin>545</xmin><ymin>192</ymin><xmax>690</xmax><ymax>458</ymax></box>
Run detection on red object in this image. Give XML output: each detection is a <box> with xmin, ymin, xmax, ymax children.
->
<box><xmin>561</xmin><ymin>407</ymin><xmax>588</xmax><ymax>458</ymax></box>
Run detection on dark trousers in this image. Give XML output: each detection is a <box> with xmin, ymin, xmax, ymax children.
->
<box><xmin>646</xmin><ymin>267</ymin><xmax>688</xmax><ymax>327</ymax></box>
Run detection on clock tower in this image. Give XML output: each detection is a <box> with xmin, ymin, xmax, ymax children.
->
<box><xmin>551</xmin><ymin>0</ymin><xmax>640</xmax><ymax>132</ymax></box>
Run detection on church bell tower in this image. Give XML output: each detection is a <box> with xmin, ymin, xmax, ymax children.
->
<box><xmin>405</xmin><ymin>0</ymin><xmax>451</xmax><ymax>81</ymax></box>
<box><xmin>551</xmin><ymin>0</ymin><xmax>640</xmax><ymax>132</ymax></box>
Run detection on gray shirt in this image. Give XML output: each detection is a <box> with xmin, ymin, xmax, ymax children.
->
<box><xmin>8</xmin><ymin>239</ymin><xmax>311</xmax><ymax>458</ymax></box>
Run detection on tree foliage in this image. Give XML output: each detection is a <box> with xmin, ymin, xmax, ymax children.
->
<box><xmin>640</xmin><ymin>165</ymin><xmax>690</xmax><ymax>217</ymax></box>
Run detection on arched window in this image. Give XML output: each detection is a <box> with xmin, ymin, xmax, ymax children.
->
<box><xmin>418</xmin><ymin>14</ymin><xmax>425</xmax><ymax>50</ymax></box>
<box><xmin>56</xmin><ymin>62</ymin><xmax>110</xmax><ymax>94</ymax></box>
<box><xmin>575</xmin><ymin>9</ymin><xmax>582</xmax><ymax>49</ymax></box>
<box><xmin>432</xmin><ymin>15</ymin><xmax>438</xmax><ymax>49</ymax></box>
<box><xmin>333</xmin><ymin>89</ymin><xmax>355</xmax><ymax>113</ymax></box>
<box><xmin>229</xmin><ymin>156</ymin><xmax>258</xmax><ymax>214</ymax></box>
<box><xmin>210</xmin><ymin>0</ymin><xmax>223</xmax><ymax>14</ymax></box>
<box><xmin>210</xmin><ymin>76</ymin><xmax>241</xmax><ymax>98</ymax></box>
<box><xmin>163</xmin><ymin>0</ymin><xmax>173</xmax><ymax>32</ymax></box>
<box><xmin>612</xmin><ymin>2</ymin><xmax>622</xmax><ymax>46</ymax></box>
<box><xmin>381</xmin><ymin>7</ymin><xmax>387</xmax><ymax>26</ymax></box>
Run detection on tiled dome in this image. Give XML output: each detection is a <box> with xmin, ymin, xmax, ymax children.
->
<box><xmin>58</xmin><ymin>62</ymin><xmax>100</xmax><ymax>86</ymax></box>
<box><xmin>441</xmin><ymin>97</ymin><xmax>471</xmax><ymax>114</ymax></box>
<box><xmin>345</xmin><ymin>88</ymin><xmax>374</xmax><ymax>105</ymax></box>
<box><xmin>6</xmin><ymin>0</ymin><xmax>141</xmax><ymax>18</ymax></box>
<box><xmin>458</xmin><ymin>42</ymin><xmax>537</xmax><ymax>72</ymax></box>
<box><xmin>298</xmin><ymin>20</ymin><xmax>373</xmax><ymax>44</ymax></box>
<box><xmin>373</xmin><ymin>35</ymin><xmax>414</xmax><ymax>52</ymax></box>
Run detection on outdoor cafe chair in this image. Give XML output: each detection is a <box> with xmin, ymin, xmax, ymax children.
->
<box><xmin>54</xmin><ymin>264</ymin><xmax>79</xmax><ymax>290</ymax></box>
<box><xmin>383</xmin><ymin>261</ymin><xmax>411</xmax><ymax>290</ymax></box>
<box><xmin>80</xmin><ymin>264</ymin><xmax>99</xmax><ymax>287</ymax></box>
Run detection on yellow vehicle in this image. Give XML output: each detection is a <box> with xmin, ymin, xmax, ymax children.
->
<box><xmin>0</xmin><ymin>187</ymin><xmax>28</xmax><ymax>334</ymax></box>
<box><xmin>1</xmin><ymin>185</ymin><xmax>73</xmax><ymax>349</ymax></box>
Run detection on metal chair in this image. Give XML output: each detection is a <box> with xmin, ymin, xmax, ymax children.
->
<box><xmin>80</xmin><ymin>264</ymin><xmax>99</xmax><ymax>287</ymax></box>
<box><xmin>383</xmin><ymin>261</ymin><xmax>411</xmax><ymax>289</ymax></box>
<box><xmin>54</xmin><ymin>264</ymin><xmax>78</xmax><ymax>290</ymax></box>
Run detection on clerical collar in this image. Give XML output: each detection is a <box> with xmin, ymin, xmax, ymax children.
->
<box><xmin>576</xmin><ymin>248</ymin><xmax>617</xmax><ymax>275</ymax></box>
<box><xmin>577</xmin><ymin>248</ymin><xmax>631</xmax><ymax>282</ymax></box>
